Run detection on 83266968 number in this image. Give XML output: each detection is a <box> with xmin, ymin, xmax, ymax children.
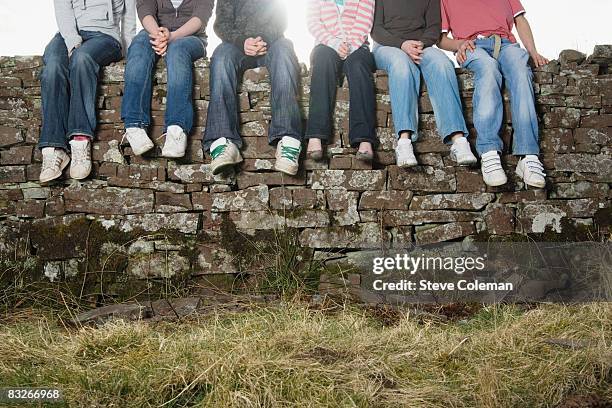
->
<box><xmin>0</xmin><ymin>388</ymin><xmax>63</xmax><ymax>403</ymax></box>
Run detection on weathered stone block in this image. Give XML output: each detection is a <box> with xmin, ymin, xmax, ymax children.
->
<box><xmin>299</xmin><ymin>223</ymin><xmax>390</xmax><ymax>249</ymax></box>
<box><xmin>410</xmin><ymin>193</ymin><xmax>494</xmax><ymax>211</ymax></box>
<box><xmin>388</xmin><ymin>165</ymin><xmax>456</xmax><ymax>193</ymax></box>
<box><xmin>415</xmin><ymin>222</ymin><xmax>475</xmax><ymax>244</ymax></box>
<box><xmin>168</xmin><ymin>163</ymin><xmax>235</xmax><ymax>185</ymax></box>
<box><xmin>382</xmin><ymin>210</ymin><xmax>479</xmax><ymax>226</ymax></box>
<box><xmin>358</xmin><ymin>190</ymin><xmax>413</xmax><ymax>210</ymax></box>
<box><xmin>309</xmin><ymin>170</ymin><xmax>386</xmax><ymax>191</ymax></box>
<box><xmin>211</xmin><ymin>185</ymin><xmax>268</xmax><ymax>212</ymax></box>
<box><xmin>0</xmin><ymin>126</ymin><xmax>24</xmax><ymax>147</ymax></box>
<box><xmin>484</xmin><ymin>204</ymin><xmax>515</xmax><ymax>235</ymax></box>
<box><xmin>155</xmin><ymin>192</ymin><xmax>192</xmax><ymax>213</ymax></box>
<box><xmin>120</xmin><ymin>213</ymin><xmax>200</xmax><ymax>234</ymax></box>
<box><xmin>64</xmin><ymin>187</ymin><xmax>154</xmax><ymax>215</ymax></box>
<box><xmin>0</xmin><ymin>165</ymin><xmax>26</xmax><ymax>182</ymax></box>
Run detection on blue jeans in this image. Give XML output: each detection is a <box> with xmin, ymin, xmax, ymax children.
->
<box><xmin>306</xmin><ymin>44</ymin><xmax>377</xmax><ymax>147</ymax></box>
<box><xmin>203</xmin><ymin>39</ymin><xmax>302</xmax><ymax>150</ymax></box>
<box><xmin>121</xmin><ymin>30</ymin><xmax>206</xmax><ymax>133</ymax></box>
<box><xmin>39</xmin><ymin>31</ymin><xmax>122</xmax><ymax>150</ymax></box>
<box><xmin>462</xmin><ymin>38</ymin><xmax>539</xmax><ymax>156</ymax></box>
<box><xmin>373</xmin><ymin>45</ymin><xmax>468</xmax><ymax>143</ymax></box>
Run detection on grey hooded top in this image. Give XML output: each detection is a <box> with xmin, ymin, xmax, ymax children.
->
<box><xmin>53</xmin><ymin>0</ymin><xmax>137</xmax><ymax>54</ymax></box>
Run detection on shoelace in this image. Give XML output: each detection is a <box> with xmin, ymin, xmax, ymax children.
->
<box><xmin>482</xmin><ymin>155</ymin><xmax>502</xmax><ymax>174</ymax></box>
<box><xmin>210</xmin><ymin>144</ymin><xmax>227</xmax><ymax>160</ymax></box>
<box><xmin>42</xmin><ymin>153</ymin><xmax>63</xmax><ymax>172</ymax></box>
<box><xmin>524</xmin><ymin>158</ymin><xmax>546</xmax><ymax>176</ymax></box>
<box><xmin>71</xmin><ymin>144</ymin><xmax>90</xmax><ymax>165</ymax></box>
<box><xmin>280</xmin><ymin>145</ymin><xmax>300</xmax><ymax>162</ymax></box>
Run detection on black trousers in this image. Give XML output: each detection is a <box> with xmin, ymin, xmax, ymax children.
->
<box><xmin>305</xmin><ymin>44</ymin><xmax>377</xmax><ymax>147</ymax></box>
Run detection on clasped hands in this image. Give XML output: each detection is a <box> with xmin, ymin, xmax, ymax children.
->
<box><xmin>401</xmin><ymin>40</ymin><xmax>424</xmax><ymax>64</ymax></box>
<box><xmin>150</xmin><ymin>27</ymin><xmax>172</xmax><ymax>56</ymax></box>
<box><xmin>244</xmin><ymin>37</ymin><xmax>268</xmax><ymax>56</ymax></box>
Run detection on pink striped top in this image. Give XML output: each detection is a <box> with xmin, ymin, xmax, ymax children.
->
<box><xmin>307</xmin><ymin>0</ymin><xmax>375</xmax><ymax>54</ymax></box>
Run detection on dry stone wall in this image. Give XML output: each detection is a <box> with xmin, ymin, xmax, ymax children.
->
<box><xmin>0</xmin><ymin>46</ymin><xmax>610</xmax><ymax>286</ymax></box>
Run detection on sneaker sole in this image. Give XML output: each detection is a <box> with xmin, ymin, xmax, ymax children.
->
<box><xmin>515</xmin><ymin>168</ymin><xmax>545</xmax><ymax>189</ymax></box>
<box><xmin>274</xmin><ymin>163</ymin><xmax>298</xmax><ymax>176</ymax></box>
<box><xmin>70</xmin><ymin>168</ymin><xmax>92</xmax><ymax>180</ymax></box>
<box><xmin>398</xmin><ymin>162</ymin><xmax>418</xmax><ymax>168</ymax></box>
<box><xmin>40</xmin><ymin>156</ymin><xmax>70</xmax><ymax>183</ymax></box>
<box><xmin>212</xmin><ymin>157</ymin><xmax>243</xmax><ymax>175</ymax></box>
<box><xmin>132</xmin><ymin>142</ymin><xmax>155</xmax><ymax>156</ymax></box>
<box><xmin>162</xmin><ymin>150</ymin><xmax>186</xmax><ymax>159</ymax></box>
<box><xmin>483</xmin><ymin>177</ymin><xmax>508</xmax><ymax>187</ymax></box>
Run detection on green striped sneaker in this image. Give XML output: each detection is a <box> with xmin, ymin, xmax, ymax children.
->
<box><xmin>274</xmin><ymin>136</ymin><xmax>302</xmax><ymax>176</ymax></box>
<box><xmin>210</xmin><ymin>137</ymin><xmax>242</xmax><ymax>175</ymax></box>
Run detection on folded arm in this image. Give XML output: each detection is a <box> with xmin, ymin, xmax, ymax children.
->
<box><xmin>307</xmin><ymin>1</ymin><xmax>343</xmax><ymax>52</ymax></box>
<box><xmin>121</xmin><ymin>0</ymin><xmax>138</xmax><ymax>50</ymax></box>
<box><xmin>515</xmin><ymin>14</ymin><xmax>549</xmax><ymax>67</ymax></box>
<box><xmin>347</xmin><ymin>0</ymin><xmax>375</xmax><ymax>51</ymax></box>
<box><xmin>53</xmin><ymin>0</ymin><xmax>82</xmax><ymax>53</ymax></box>
<box><xmin>421</xmin><ymin>0</ymin><xmax>441</xmax><ymax>48</ymax></box>
<box><xmin>370</xmin><ymin>0</ymin><xmax>404</xmax><ymax>48</ymax></box>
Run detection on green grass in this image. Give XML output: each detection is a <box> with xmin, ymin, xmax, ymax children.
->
<box><xmin>0</xmin><ymin>302</ymin><xmax>610</xmax><ymax>407</ymax></box>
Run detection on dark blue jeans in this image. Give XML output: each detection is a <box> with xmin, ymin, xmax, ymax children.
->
<box><xmin>121</xmin><ymin>30</ymin><xmax>206</xmax><ymax>133</ymax></box>
<box><xmin>306</xmin><ymin>44</ymin><xmax>377</xmax><ymax>147</ymax></box>
<box><xmin>203</xmin><ymin>39</ymin><xmax>302</xmax><ymax>151</ymax></box>
<box><xmin>39</xmin><ymin>31</ymin><xmax>122</xmax><ymax>150</ymax></box>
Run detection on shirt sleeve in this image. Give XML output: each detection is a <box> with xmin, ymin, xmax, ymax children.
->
<box><xmin>347</xmin><ymin>0</ymin><xmax>375</xmax><ymax>51</ymax></box>
<box><xmin>121</xmin><ymin>0</ymin><xmax>138</xmax><ymax>52</ymax></box>
<box><xmin>509</xmin><ymin>0</ymin><xmax>526</xmax><ymax>17</ymax></box>
<box><xmin>53</xmin><ymin>0</ymin><xmax>82</xmax><ymax>53</ymax></box>
<box><xmin>213</xmin><ymin>0</ymin><xmax>242</xmax><ymax>47</ymax></box>
<box><xmin>370</xmin><ymin>0</ymin><xmax>404</xmax><ymax>49</ymax></box>
<box><xmin>194</xmin><ymin>0</ymin><xmax>214</xmax><ymax>28</ymax></box>
<box><xmin>440</xmin><ymin>0</ymin><xmax>450</xmax><ymax>33</ymax></box>
<box><xmin>307</xmin><ymin>0</ymin><xmax>341</xmax><ymax>50</ymax></box>
<box><xmin>422</xmin><ymin>0</ymin><xmax>441</xmax><ymax>47</ymax></box>
<box><xmin>136</xmin><ymin>0</ymin><xmax>158</xmax><ymax>23</ymax></box>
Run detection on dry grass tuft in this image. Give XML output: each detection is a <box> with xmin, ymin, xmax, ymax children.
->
<box><xmin>0</xmin><ymin>302</ymin><xmax>610</xmax><ymax>407</ymax></box>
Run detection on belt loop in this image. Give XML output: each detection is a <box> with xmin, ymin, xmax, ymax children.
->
<box><xmin>492</xmin><ymin>35</ymin><xmax>502</xmax><ymax>60</ymax></box>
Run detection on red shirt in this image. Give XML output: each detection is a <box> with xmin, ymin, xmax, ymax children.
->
<box><xmin>441</xmin><ymin>0</ymin><xmax>526</xmax><ymax>43</ymax></box>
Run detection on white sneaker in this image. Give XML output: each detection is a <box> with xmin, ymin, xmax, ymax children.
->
<box><xmin>210</xmin><ymin>137</ymin><xmax>243</xmax><ymax>175</ymax></box>
<box><xmin>274</xmin><ymin>136</ymin><xmax>302</xmax><ymax>176</ymax></box>
<box><xmin>69</xmin><ymin>138</ymin><xmax>92</xmax><ymax>180</ymax></box>
<box><xmin>40</xmin><ymin>147</ymin><xmax>70</xmax><ymax>183</ymax></box>
<box><xmin>516</xmin><ymin>155</ymin><xmax>546</xmax><ymax>189</ymax></box>
<box><xmin>162</xmin><ymin>125</ymin><xmax>187</xmax><ymax>158</ymax></box>
<box><xmin>396</xmin><ymin>138</ymin><xmax>418</xmax><ymax>168</ymax></box>
<box><xmin>481</xmin><ymin>150</ymin><xmax>507</xmax><ymax>187</ymax></box>
<box><xmin>123</xmin><ymin>127</ymin><xmax>154</xmax><ymax>156</ymax></box>
<box><xmin>450</xmin><ymin>137</ymin><xmax>477</xmax><ymax>165</ymax></box>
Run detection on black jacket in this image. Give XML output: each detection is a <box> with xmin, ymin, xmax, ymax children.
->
<box><xmin>214</xmin><ymin>0</ymin><xmax>287</xmax><ymax>50</ymax></box>
<box><xmin>371</xmin><ymin>0</ymin><xmax>441</xmax><ymax>49</ymax></box>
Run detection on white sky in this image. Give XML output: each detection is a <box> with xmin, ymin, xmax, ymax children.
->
<box><xmin>1</xmin><ymin>0</ymin><xmax>611</xmax><ymax>64</ymax></box>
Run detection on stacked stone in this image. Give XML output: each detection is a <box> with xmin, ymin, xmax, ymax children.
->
<box><xmin>0</xmin><ymin>46</ymin><xmax>610</xmax><ymax>280</ymax></box>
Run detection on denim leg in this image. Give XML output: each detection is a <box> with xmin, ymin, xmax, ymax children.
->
<box><xmin>343</xmin><ymin>47</ymin><xmax>377</xmax><ymax>147</ymax></box>
<box><xmin>305</xmin><ymin>45</ymin><xmax>342</xmax><ymax>143</ymax></box>
<box><xmin>497</xmin><ymin>44</ymin><xmax>539</xmax><ymax>155</ymax></box>
<box><xmin>463</xmin><ymin>47</ymin><xmax>504</xmax><ymax>155</ymax></box>
<box><xmin>165</xmin><ymin>36</ymin><xmax>206</xmax><ymax>133</ymax></box>
<box><xmin>67</xmin><ymin>31</ymin><xmax>122</xmax><ymax>139</ymax></box>
<box><xmin>420</xmin><ymin>47</ymin><xmax>468</xmax><ymax>144</ymax></box>
<box><xmin>263</xmin><ymin>38</ymin><xmax>303</xmax><ymax>145</ymax></box>
<box><xmin>39</xmin><ymin>33</ymin><xmax>70</xmax><ymax>150</ymax></box>
<box><xmin>203</xmin><ymin>42</ymin><xmax>248</xmax><ymax>151</ymax></box>
<box><xmin>121</xmin><ymin>30</ymin><xmax>158</xmax><ymax>130</ymax></box>
<box><xmin>373</xmin><ymin>45</ymin><xmax>420</xmax><ymax>141</ymax></box>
